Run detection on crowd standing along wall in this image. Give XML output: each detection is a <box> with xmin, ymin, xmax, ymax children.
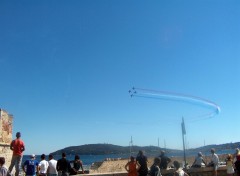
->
<box><xmin>0</xmin><ymin>108</ymin><xmax>13</xmax><ymax>167</ymax></box>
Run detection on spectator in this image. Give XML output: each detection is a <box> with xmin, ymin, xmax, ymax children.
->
<box><xmin>70</xmin><ymin>155</ymin><xmax>84</xmax><ymax>175</ymax></box>
<box><xmin>39</xmin><ymin>154</ymin><xmax>49</xmax><ymax>176</ymax></box>
<box><xmin>173</xmin><ymin>161</ymin><xmax>189</xmax><ymax>176</ymax></box>
<box><xmin>0</xmin><ymin>157</ymin><xmax>8</xmax><ymax>176</ymax></box>
<box><xmin>8</xmin><ymin>132</ymin><xmax>25</xmax><ymax>176</ymax></box>
<box><xmin>22</xmin><ymin>154</ymin><xmax>39</xmax><ymax>176</ymax></box>
<box><xmin>47</xmin><ymin>154</ymin><xmax>57</xmax><ymax>176</ymax></box>
<box><xmin>159</xmin><ymin>150</ymin><xmax>171</xmax><ymax>169</ymax></box>
<box><xmin>125</xmin><ymin>156</ymin><xmax>140</xmax><ymax>176</ymax></box>
<box><xmin>208</xmin><ymin>148</ymin><xmax>219</xmax><ymax>176</ymax></box>
<box><xmin>192</xmin><ymin>152</ymin><xmax>206</xmax><ymax>168</ymax></box>
<box><xmin>56</xmin><ymin>153</ymin><xmax>71</xmax><ymax>176</ymax></box>
<box><xmin>226</xmin><ymin>154</ymin><xmax>234</xmax><ymax>176</ymax></box>
<box><xmin>136</xmin><ymin>150</ymin><xmax>148</xmax><ymax>176</ymax></box>
<box><xmin>149</xmin><ymin>157</ymin><xmax>161</xmax><ymax>176</ymax></box>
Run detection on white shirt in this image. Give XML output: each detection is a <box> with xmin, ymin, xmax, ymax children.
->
<box><xmin>39</xmin><ymin>160</ymin><xmax>49</xmax><ymax>174</ymax></box>
<box><xmin>211</xmin><ymin>153</ymin><xmax>219</xmax><ymax>165</ymax></box>
<box><xmin>48</xmin><ymin>159</ymin><xmax>58</xmax><ymax>174</ymax></box>
<box><xmin>175</xmin><ymin>168</ymin><xmax>185</xmax><ymax>176</ymax></box>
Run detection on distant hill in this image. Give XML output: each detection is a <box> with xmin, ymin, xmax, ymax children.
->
<box><xmin>51</xmin><ymin>142</ymin><xmax>240</xmax><ymax>156</ymax></box>
<box><xmin>188</xmin><ymin>142</ymin><xmax>240</xmax><ymax>153</ymax></box>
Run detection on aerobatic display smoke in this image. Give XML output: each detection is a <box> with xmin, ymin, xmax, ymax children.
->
<box><xmin>129</xmin><ymin>87</ymin><xmax>220</xmax><ymax>122</ymax></box>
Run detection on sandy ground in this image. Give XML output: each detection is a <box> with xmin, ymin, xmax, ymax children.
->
<box><xmin>89</xmin><ymin>154</ymin><xmax>228</xmax><ymax>173</ymax></box>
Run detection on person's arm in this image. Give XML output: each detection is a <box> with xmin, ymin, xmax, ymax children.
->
<box><xmin>184</xmin><ymin>171</ymin><xmax>189</xmax><ymax>176</ymax></box>
<box><xmin>47</xmin><ymin>164</ymin><xmax>50</xmax><ymax>174</ymax></box>
<box><xmin>68</xmin><ymin>161</ymin><xmax>72</xmax><ymax>173</ymax></box>
<box><xmin>80</xmin><ymin>161</ymin><xmax>84</xmax><ymax>173</ymax></box>
<box><xmin>21</xmin><ymin>143</ymin><xmax>25</xmax><ymax>152</ymax></box>
<box><xmin>192</xmin><ymin>159</ymin><xmax>197</xmax><ymax>166</ymax></box>
<box><xmin>1</xmin><ymin>166</ymin><xmax>8</xmax><ymax>176</ymax></box>
<box><xmin>36</xmin><ymin>165</ymin><xmax>39</xmax><ymax>175</ymax></box>
<box><xmin>125</xmin><ymin>162</ymin><xmax>129</xmax><ymax>172</ymax></box>
<box><xmin>56</xmin><ymin>161</ymin><xmax>59</xmax><ymax>171</ymax></box>
<box><xmin>136</xmin><ymin>161</ymin><xmax>140</xmax><ymax>171</ymax></box>
<box><xmin>22</xmin><ymin>163</ymin><xmax>26</xmax><ymax>173</ymax></box>
<box><xmin>155</xmin><ymin>166</ymin><xmax>161</xmax><ymax>176</ymax></box>
<box><xmin>10</xmin><ymin>140</ymin><xmax>14</xmax><ymax>151</ymax></box>
<box><xmin>38</xmin><ymin>162</ymin><xmax>42</xmax><ymax>174</ymax></box>
<box><xmin>202</xmin><ymin>158</ymin><xmax>207</xmax><ymax>166</ymax></box>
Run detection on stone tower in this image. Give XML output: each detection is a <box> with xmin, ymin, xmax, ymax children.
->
<box><xmin>0</xmin><ymin>108</ymin><xmax>13</xmax><ymax>166</ymax></box>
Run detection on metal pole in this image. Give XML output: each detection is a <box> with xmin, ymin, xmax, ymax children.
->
<box><xmin>182</xmin><ymin>117</ymin><xmax>187</xmax><ymax>168</ymax></box>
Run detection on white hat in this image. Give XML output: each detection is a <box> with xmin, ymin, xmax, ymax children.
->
<box><xmin>31</xmin><ymin>154</ymin><xmax>35</xmax><ymax>158</ymax></box>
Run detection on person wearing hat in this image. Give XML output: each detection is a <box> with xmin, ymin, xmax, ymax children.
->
<box><xmin>22</xmin><ymin>154</ymin><xmax>39</xmax><ymax>176</ymax></box>
<box><xmin>192</xmin><ymin>152</ymin><xmax>206</xmax><ymax>168</ymax></box>
<box><xmin>8</xmin><ymin>132</ymin><xmax>25</xmax><ymax>176</ymax></box>
<box><xmin>159</xmin><ymin>150</ymin><xmax>171</xmax><ymax>170</ymax></box>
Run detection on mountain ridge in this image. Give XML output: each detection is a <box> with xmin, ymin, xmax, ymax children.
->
<box><xmin>51</xmin><ymin>142</ymin><xmax>240</xmax><ymax>156</ymax></box>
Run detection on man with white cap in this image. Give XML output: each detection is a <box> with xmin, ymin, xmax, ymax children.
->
<box><xmin>22</xmin><ymin>154</ymin><xmax>39</xmax><ymax>176</ymax></box>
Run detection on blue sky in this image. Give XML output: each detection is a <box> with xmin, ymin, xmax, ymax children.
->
<box><xmin>0</xmin><ymin>0</ymin><xmax>240</xmax><ymax>155</ymax></box>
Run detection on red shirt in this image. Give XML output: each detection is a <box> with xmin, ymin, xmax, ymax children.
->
<box><xmin>11</xmin><ymin>139</ymin><xmax>25</xmax><ymax>156</ymax></box>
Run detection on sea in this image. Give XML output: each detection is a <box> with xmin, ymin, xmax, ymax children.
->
<box><xmin>22</xmin><ymin>149</ymin><xmax>236</xmax><ymax>170</ymax></box>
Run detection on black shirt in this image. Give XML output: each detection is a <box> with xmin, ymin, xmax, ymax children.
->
<box><xmin>57</xmin><ymin>158</ymin><xmax>71</xmax><ymax>173</ymax></box>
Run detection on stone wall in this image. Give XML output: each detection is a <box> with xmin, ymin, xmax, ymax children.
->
<box><xmin>83</xmin><ymin>166</ymin><xmax>231</xmax><ymax>176</ymax></box>
<box><xmin>0</xmin><ymin>109</ymin><xmax>13</xmax><ymax>166</ymax></box>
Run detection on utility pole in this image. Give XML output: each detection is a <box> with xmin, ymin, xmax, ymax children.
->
<box><xmin>129</xmin><ymin>136</ymin><xmax>133</xmax><ymax>157</ymax></box>
<box><xmin>181</xmin><ymin>117</ymin><xmax>187</xmax><ymax>168</ymax></box>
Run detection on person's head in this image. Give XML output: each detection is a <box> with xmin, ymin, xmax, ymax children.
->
<box><xmin>49</xmin><ymin>154</ymin><xmax>53</xmax><ymax>160</ymax></box>
<box><xmin>0</xmin><ymin>157</ymin><xmax>5</xmax><ymax>166</ymax></box>
<box><xmin>210</xmin><ymin>148</ymin><xmax>215</xmax><ymax>154</ymax></box>
<box><xmin>16</xmin><ymin>132</ymin><xmax>21</xmax><ymax>138</ymax></box>
<box><xmin>41</xmin><ymin>154</ymin><xmax>46</xmax><ymax>160</ymax></box>
<box><xmin>236</xmin><ymin>148</ymin><xmax>239</xmax><ymax>154</ymax></box>
<box><xmin>227</xmin><ymin>154</ymin><xmax>232</xmax><ymax>160</ymax></box>
<box><xmin>160</xmin><ymin>150</ymin><xmax>165</xmax><ymax>156</ymax></box>
<box><xmin>75</xmin><ymin>155</ymin><xmax>80</xmax><ymax>160</ymax></box>
<box><xmin>173</xmin><ymin>161</ymin><xmax>180</xmax><ymax>169</ymax></box>
<box><xmin>62</xmin><ymin>152</ymin><xmax>66</xmax><ymax>158</ymax></box>
<box><xmin>130</xmin><ymin>156</ymin><xmax>135</xmax><ymax>162</ymax></box>
<box><xmin>138</xmin><ymin>150</ymin><xmax>143</xmax><ymax>156</ymax></box>
<box><xmin>154</xmin><ymin>157</ymin><xmax>161</xmax><ymax>166</ymax></box>
<box><xmin>198</xmin><ymin>152</ymin><xmax>203</xmax><ymax>157</ymax></box>
<box><xmin>30</xmin><ymin>154</ymin><xmax>35</xmax><ymax>159</ymax></box>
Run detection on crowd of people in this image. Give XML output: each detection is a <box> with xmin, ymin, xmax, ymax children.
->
<box><xmin>124</xmin><ymin>150</ymin><xmax>187</xmax><ymax>176</ymax></box>
<box><xmin>2</xmin><ymin>132</ymin><xmax>240</xmax><ymax>176</ymax></box>
<box><xmin>124</xmin><ymin>148</ymin><xmax>240</xmax><ymax>176</ymax></box>
<box><xmin>1</xmin><ymin>132</ymin><xmax>84</xmax><ymax>176</ymax></box>
<box><xmin>20</xmin><ymin>152</ymin><xmax>84</xmax><ymax>176</ymax></box>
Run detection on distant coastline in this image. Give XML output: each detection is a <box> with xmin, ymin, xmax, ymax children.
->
<box><xmin>51</xmin><ymin>142</ymin><xmax>240</xmax><ymax>156</ymax></box>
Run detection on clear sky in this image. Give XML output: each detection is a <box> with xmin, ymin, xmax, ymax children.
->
<box><xmin>0</xmin><ymin>0</ymin><xmax>239</xmax><ymax>155</ymax></box>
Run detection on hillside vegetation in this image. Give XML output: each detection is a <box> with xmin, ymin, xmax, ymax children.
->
<box><xmin>52</xmin><ymin>142</ymin><xmax>240</xmax><ymax>156</ymax></box>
